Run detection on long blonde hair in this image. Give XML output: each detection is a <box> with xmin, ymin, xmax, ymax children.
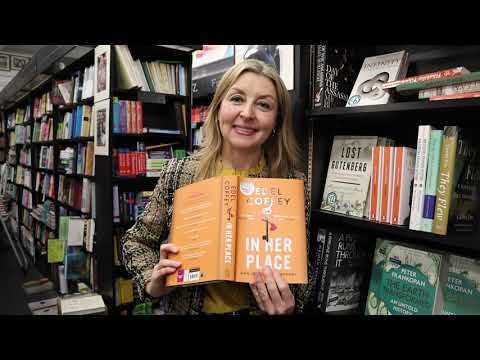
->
<box><xmin>194</xmin><ymin>59</ymin><xmax>301</xmax><ymax>181</ymax></box>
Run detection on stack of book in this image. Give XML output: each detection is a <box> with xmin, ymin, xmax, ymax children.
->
<box><xmin>383</xmin><ymin>66</ymin><xmax>480</xmax><ymax>101</ymax></box>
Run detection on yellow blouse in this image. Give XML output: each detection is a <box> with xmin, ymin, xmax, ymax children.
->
<box><xmin>201</xmin><ymin>157</ymin><xmax>265</xmax><ymax>314</ymax></box>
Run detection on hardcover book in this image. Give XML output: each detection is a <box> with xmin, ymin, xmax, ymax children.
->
<box><xmin>313</xmin><ymin>226</ymin><xmax>374</xmax><ymax>314</ymax></box>
<box><xmin>366</xmin><ymin>239</ymin><xmax>443</xmax><ymax>315</ymax></box>
<box><xmin>441</xmin><ymin>254</ymin><xmax>480</xmax><ymax>315</ymax></box>
<box><xmin>346</xmin><ymin>50</ymin><xmax>408</xmax><ymax>107</ymax></box>
<box><xmin>396</xmin><ymin>71</ymin><xmax>480</xmax><ymax>94</ymax></box>
<box><xmin>167</xmin><ymin>176</ymin><xmax>308</xmax><ymax>286</ymax></box>
<box><xmin>321</xmin><ymin>136</ymin><xmax>378</xmax><ymax>218</ymax></box>
<box><xmin>383</xmin><ymin>66</ymin><xmax>469</xmax><ymax>90</ymax></box>
<box><xmin>311</xmin><ymin>45</ymin><xmax>361</xmax><ymax>109</ymax></box>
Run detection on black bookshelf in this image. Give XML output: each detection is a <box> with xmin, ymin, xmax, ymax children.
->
<box><xmin>308</xmin><ymin>45</ymin><xmax>480</xmax><ymax>282</ymax></box>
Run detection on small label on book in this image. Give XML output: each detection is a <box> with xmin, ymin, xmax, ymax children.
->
<box><xmin>422</xmin><ymin>195</ymin><xmax>436</xmax><ymax>220</ymax></box>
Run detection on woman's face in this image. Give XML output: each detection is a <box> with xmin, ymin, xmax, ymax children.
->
<box><xmin>218</xmin><ymin>72</ymin><xmax>278</xmax><ymax>154</ymax></box>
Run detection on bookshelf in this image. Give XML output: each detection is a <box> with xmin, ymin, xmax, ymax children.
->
<box><xmin>307</xmin><ymin>45</ymin><xmax>480</xmax><ymax>314</ymax></box>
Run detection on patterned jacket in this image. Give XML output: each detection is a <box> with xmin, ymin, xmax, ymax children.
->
<box><xmin>121</xmin><ymin>155</ymin><xmax>315</xmax><ymax>314</ymax></box>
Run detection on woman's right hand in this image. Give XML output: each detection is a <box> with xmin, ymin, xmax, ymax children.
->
<box><xmin>145</xmin><ymin>244</ymin><xmax>181</xmax><ymax>298</ymax></box>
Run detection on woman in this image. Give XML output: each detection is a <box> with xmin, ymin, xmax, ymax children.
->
<box><xmin>121</xmin><ymin>59</ymin><xmax>314</xmax><ymax>315</ymax></box>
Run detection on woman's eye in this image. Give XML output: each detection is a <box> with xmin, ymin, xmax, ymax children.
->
<box><xmin>230</xmin><ymin>95</ymin><xmax>243</xmax><ymax>103</ymax></box>
<box><xmin>258</xmin><ymin>101</ymin><xmax>271</xmax><ymax>110</ymax></box>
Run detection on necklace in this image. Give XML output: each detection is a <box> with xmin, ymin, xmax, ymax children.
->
<box><xmin>217</xmin><ymin>157</ymin><xmax>266</xmax><ymax>177</ymax></box>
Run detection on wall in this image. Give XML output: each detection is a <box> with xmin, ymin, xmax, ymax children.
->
<box><xmin>0</xmin><ymin>51</ymin><xmax>33</xmax><ymax>92</ymax></box>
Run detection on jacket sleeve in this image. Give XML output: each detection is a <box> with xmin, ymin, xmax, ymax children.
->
<box><xmin>121</xmin><ymin>160</ymin><xmax>176</xmax><ymax>302</ymax></box>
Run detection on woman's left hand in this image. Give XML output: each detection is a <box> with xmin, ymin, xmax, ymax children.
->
<box><xmin>249</xmin><ymin>266</ymin><xmax>295</xmax><ymax>315</ymax></box>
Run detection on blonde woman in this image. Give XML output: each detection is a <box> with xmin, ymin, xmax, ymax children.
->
<box><xmin>122</xmin><ymin>59</ymin><xmax>313</xmax><ymax>315</ymax></box>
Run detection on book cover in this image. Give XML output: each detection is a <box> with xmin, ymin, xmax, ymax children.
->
<box><xmin>314</xmin><ymin>226</ymin><xmax>374</xmax><ymax>314</ymax></box>
<box><xmin>441</xmin><ymin>254</ymin><xmax>480</xmax><ymax>315</ymax></box>
<box><xmin>347</xmin><ymin>50</ymin><xmax>408</xmax><ymax>107</ymax></box>
<box><xmin>321</xmin><ymin>136</ymin><xmax>378</xmax><ymax>218</ymax></box>
<box><xmin>366</xmin><ymin>239</ymin><xmax>443</xmax><ymax>315</ymax></box>
<box><xmin>167</xmin><ymin>176</ymin><xmax>307</xmax><ymax>286</ymax></box>
<box><xmin>311</xmin><ymin>45</ymin><xmax>361</xmax><ymax>109</ymax></box>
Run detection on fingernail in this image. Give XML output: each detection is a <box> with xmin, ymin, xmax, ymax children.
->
<box><xmin>174</xmin><ymin>261</ymin><xmax>181</xmax><ymax>267</ymax></box>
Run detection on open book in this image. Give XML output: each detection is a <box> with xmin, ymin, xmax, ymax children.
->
<box><xmin>166</xmin><ymin>176</ymin><xmax>308</xmax><ymax>287</ymax></box>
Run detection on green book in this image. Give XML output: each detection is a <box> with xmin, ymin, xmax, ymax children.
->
<box><xmin>366</xmin><ymin>239</ymin><xmax>443</xmax><ymax>315</ymax></box>
<box><xmin>59</xmin><ymin>216</ymin><xmax>69</xmax><ymax>241</ymax></box>
<box><xmin>396</xmin><ymin>71</ymin><xmax>480</xmax><ymax>93</ymax></box>
<box><xmin>441</xmin><ymin>254</ymin><xmax>480</xmax><ymax>315</ymax></box>
<box><xmin>421</xmin><ymin>129</ymin><xmax>443</xmax><ymax>232</ymax></box>
<box><xmin>47</xmin><ymin>239</ymin><xmax>65</xmax><ymax>263</ymax></box>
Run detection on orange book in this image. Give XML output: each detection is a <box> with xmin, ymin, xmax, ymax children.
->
<box><xmin>167</xmin><ymin>176</ymin><xmax>308</xmax><ymax>287</ymax></box>
<box><xmin>380</xmin><ymin>147</ymin><xmax>393</xmax><ymax>223</ymax></box>
<box><xmin>369</xmin><ymin>146</ymin><xmax>380</xmax><ymax>221</ymax></box>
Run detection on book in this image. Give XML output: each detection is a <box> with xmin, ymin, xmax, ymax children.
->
<box><xmin>429</xmin><ymin>91</ymin><xmax>480</xmax><ymax>101</ymax></box>
<box><xmin>390</xmin><ymin>147</ymin><xmax>416</xmax><ymax>226</ymax></box>
<box><xmin>313</xmin><ymin>226</ymin><xmax>374</xmax><ymax>314</ymax></box>
<box><xmin>419</xmin><ymin>79</ymin><xmax>480</xmax><ymax>99</ymax></box>
<box><xmin>365</xmin><ymin>239</ymin><xmax>443</xmax><ymax>315</ymax></box>
<box><xmin>311</xmin><ymin>45</ymin><xmax>361</xmax><ymax>109</ymax></box>
<box><xmin>346</xmin><ymin>50</ymin><xmax>408</xmax><ymax>107</ymax></box>
<box><xmin>58</xmin><ymin>293</ymin><xmax>106</xmax><ymax>315</ymax></box>
<box><xmin>432</xmin><ymin>126</ymin><xmax>472</xmax><ymax>235</ymax></box>
<box><xmin>396</xmin><ymin>71</ymin><xmax>480</xmax><ymax>94</ymax></box>
<box><xmin>383</xmin><ymin>66</ymin><xmax>470</xmax><ymax>89</ymax></box>
<box><xmin>167</xmin><ymin>176</ymin><xmax>308</xmax><ymax>286</ymax></box>
<box><xmin>440</xmin><ymin>254</ymin><xmax>480</xmax><ymax>315</ymax></box>
<box><xmin>421</xmin><ymin>129</ymin><xmax>443</xmax><ymax>232</ymax></box>
<box><xmin>409</xmin><ymin>125</ymin><xmax>432</xmax><ymax>231</ymax></box>
<box><xmin>321</xmin><ymin>135</ymin><xmax>378</xmax><ymax>218</ymax></box>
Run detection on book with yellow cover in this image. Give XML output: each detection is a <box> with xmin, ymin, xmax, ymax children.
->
<box><xmin>166</xmin><ymin>176</ymin><xmax>308</xmax><ymax>287</ymax></box>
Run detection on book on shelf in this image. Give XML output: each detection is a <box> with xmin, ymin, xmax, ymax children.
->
<box><xmin>419</xmin><ymin>79</ymin><xmax>480</xmax><ymax>99</ymax></box>
<box><xmin>365</xmin><ymin>239</ymin><xmax>444</xmax><ymax>315</ymax></box>
<box><xmin>321</xmin><ymin>135</ymin><xmax>378</xmax><ymax>218</ymax></box>
<box><xmin>432</xmin><ymin>126</ymin><xmax>476</xmax><ymax>235</ymax></box>
<box><xmin>396</xmin><ymin>71</ymin><xmax>480</xmax><ymax>94</ymax></box>
<box><xmin>346</xmin><ymin>50</ymin><xmax>408</xmax><ymax>107</ymax></box>
<box><xmin>311</xmin><ymin>45</ymin><xmax>361</xmax><ymax>109</ymax></box>
<box><xmin>383</xmin><ymin>66</ymin><xmax>470</xmax><ymax>90</ymax></box>
<box><xmin>313</xmin><ymin>226</ymin><xmax>374</xmax><ymax>314</ymax></box>
<box><xmin>429</xmin><ymin>91</ymin><xmax>480</xmax><ymax>101</ymax></box>
<box><xmin>115</xmin><ymin>277</ymin><xmax>134</xmax><ymax>306</ymax></box>
<box><xmin>390</xmin><ymin>147</ymin><xmax>416</xmax><ymax>226</ymax></box>
<box><xmin>421</xmin><ymin>130</ymin><xmax>443</xmax><ymax>232</ymax></box>
<box><xmin>441</xmin><ymin>254</ymin><xmax>480</xmax><ymax>315</ymax></box>
<box><xmin>409</xmin><ymin>125</ymin><xmax>432</xmax><ymax>231</ymax></box>
<box><xmin>167</xmin><ymin>175</ymin><xmax>308</xmax><ymax>287</ymax></box>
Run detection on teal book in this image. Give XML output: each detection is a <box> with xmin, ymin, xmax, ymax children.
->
<box><xmin>421</xmin><ymin>129</ymin><xmax>443</xmax><ymax>232</ymax></box>
<box><xmin>365</xmin><ymin>239</ymin><xmax>443</xmax><ymax>315</ymax></box>
<box><xmin>441</xmin><ymin>254</ymin><xmax>480</xmax><ymax>315</ymax></box>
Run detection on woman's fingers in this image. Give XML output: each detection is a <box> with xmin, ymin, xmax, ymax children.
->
<box><xmin>271</xmin><ymin>267</ymin><xmax>294</xmax><ymax>305</ymax></box>
<box><xmin>160</xmin><ymin>243</ymin><xmax>179</xmax><ymax>260</ymax></box>
<box><xmin>154</xmin><ymin>259</ymin><xmax>181</xmax><ymax>270</ymax></box>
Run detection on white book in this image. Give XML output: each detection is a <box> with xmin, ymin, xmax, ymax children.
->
<box><xmin>32</xmin><ymin>305</ymin><xmax>58</xmax><ymax>315</ymax></box>
<box><xmin>419</xmin><ymin>80</ymin><xmax>480</xmax><ymax>99</ymax></box>
<box><xmin>85</xmin><ymin>219</ymin><xmax>95</xmax><ymax>253</ymax></box>
<box><xmin>347</xmin><ymin>50</ymin><xmax>408</xmax><ymax>107</ymax></box>
<box><xmin>28</xmin><ymin>297</ymin><xmax>58</xmax><ymax>311</ymax></box>
<box><xmin>135</xmin><ymin>59</ymin><xmax>150</xmax><ymax>91</ymax></box>
<box><xmin>58</xmin><ymin>293</ymin><xmax>106</xmax><ymax>315</ymax></box>
<box><xmin>376</xmin><ymin>146</ymin><xmax>384</xmax><ymax>222</ymax></box>
<box><xmin>409</xmin><ymin>125</ymin><xmax>432</xmax><ymax>230</ymax></box>
<box><xmin>391</xmin><ymin>147</ymin><xmax>416</xmax><ymax>225</ymax></box>
<box><xmin>81</xmin><ymin>178</ymin><xmax>91</xmax><ymax>214</ymax></box>
<box><xmin>58</xmin><ymin>265</ymin><xmax>68</xmax><ymax>295</ymax></box>
<box><xmin>67</xmin><ymin>217</ymin><xmax>85</xmax><ymax>246</ymax></box>
<box><xmin>321</xmin><ymin>135</ymin><xmax>378</xmax><ymax>218</ymax></box>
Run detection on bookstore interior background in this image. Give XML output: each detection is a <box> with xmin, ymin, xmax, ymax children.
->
<box><xmin>0</xmin><ymin>44</ymin><xmax>478</xmax><ymax>315</ymax></box>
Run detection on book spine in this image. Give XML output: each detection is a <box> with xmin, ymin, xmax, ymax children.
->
<box><xmin>410</xmin><ymin>125</ymin><xmax>431</xmax><ymax>231</ymax></box>
<box><xmin>318</xmin><ymin>230</ymin><xmax>333</xmax><ymax>312</ymax></box>
<box><xmin>429</xmin><ymin>91</ymin><xmax>480</xmax><ymax>101</ymax></box>
<box><xmin>218</xmin><ymin>176</ymin><xmax>237</xmax><ymax>281</ymax></box>
<box><xmin>380</xmin><ymin>147</ymin><xmax>392</xmax><ymax>223</ymax></box>
<box><xmin>432</xmin><ymin>127</ymin><xmax>459</xmax><ymax>235</ymax></box>
<box><xmin>313</xmin><ymin>45</ymin><xmax>327</xmax><ymax>108</ymax></box>
<box><xmin>421</xmin><ymin>130</ymin><xmax>443</xmax><ymax>232</ymax></box>
<box><xmin>313</xmin><ymin>229</ymin><xmax>327</xmax><ymax>311</ymax></box>
<box><xmin>383</xmin><ymin>67</ymin><xmax>468</xmax><ymax>89</ymax></box>
<box><xmin>397</xmin><ymin>71</ymin><xmax>480</xmax><ymax>93</ymax></box>
<box><xmin>375</xmin><ymin>146</ymin><xmax>384</xmax><ymax>222</ymax></box>
<box><xmin>391</xmin><ymin>147</ymin><xmax>403</xmax><ymax>224</ymax></box>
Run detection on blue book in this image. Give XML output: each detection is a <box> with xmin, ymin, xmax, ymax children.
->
<box><xmin>113</xmin><ymin>97</ymin><xmax>120</xmax><ymax>133</ymax></box>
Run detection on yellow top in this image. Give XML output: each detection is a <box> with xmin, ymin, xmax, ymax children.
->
<box><xmin>201</xmin><ymin>157</ymin><xmax>266</xmax><ymax>314</ymax></box>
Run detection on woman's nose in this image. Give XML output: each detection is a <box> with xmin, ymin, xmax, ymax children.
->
<box><xmin>239</xmin><ymin>102</ymin><xmax>254</xmax><ymax>119</ymax></box>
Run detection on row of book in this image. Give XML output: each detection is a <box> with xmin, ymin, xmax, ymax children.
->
<box><xmin>58</xmin><ymin>142</ymin><xmax>94</xmax><ymax>176</ymax></box>
<box><xmin>59</xmin><ymin>216</ymin><xmax>95</xmax><ymax>253</ymax></box>
<box><xmin>15</xmin><ymin>124</ymin><xmax>31</xmax><ymax>144</ymax></box>
<box><xmin>52</xmin><ymin>65</ymin><xmax>95</xmax><ymax>105</ymax></box>
<box><xmin>21</xmin><ymin>188</ymin><xmax>32</xmax><ymax>210</ymax></box>
<box><xmin>35</xmin><ymin>172</ymin><xmax>55</xmax><ymax>199</ymax></box>
<box><xmin>114</xmin><ymin>45</ymin><xmax>187</xmax><ymax>95</ymax></box>
<box><xmin>57</xmin><ymin>105</ymin><xmax>93</xmax><ymax>139</ymax></box>
<box><xmin>19</xmin><ymin>147</ymin><xmax>31</xmax><ymax>166</ymax></box>
<box><xmin>313</xmin><ymin>226</ymin><xmax>480</xmax><ymax>315</ymax></box>
<box><xmin>15</xmin><ymin>166</ymin><xmax>32</xmax><ymax>189</ymax></box>
<box><xmin>112</xmin><ymin>98</ymin><xmax>143</xmax><ymax>134</ymax></box>
<box><xmin>32</xmin><ymin>115</ymin><xmax>53</xmax><ymax>143</ymax></box>
<box><xmin>57</xmin><ymin>175</ymin><xmax>94</xmax><ymax>214</ymax></box>
<box><xmin>33</xmin><ymin>92</ymin><xmax>53</xmax><ymax>119</ymax></box>
<box><xmin>31</xmin><ymin>200</ymin><xmax>56</xmax><ymax>230</ymax></box>
<box><xmin>38</xmin><ymin>145</ymin><xmax>54</xmax><ymax>170</ymax></box>
<box><xmin>112</xmin><ymin>187</ymin><xmax>152</xmax><ymax>224</ymax></box>
<box><xmin>410</xmin><ymin>125</ymin><xmax>477</xmax><ymax>235</ymax></box>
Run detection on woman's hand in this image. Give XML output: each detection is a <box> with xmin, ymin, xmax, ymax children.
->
<box><xmin>249</xmin><ymin>266</ymin><xmax>295</xmax><ymax>315</ymax></box>
<box><xmin>145</xmin><ymin>244</ymin><xmax>181</xmax><ymax>298</ymax></box>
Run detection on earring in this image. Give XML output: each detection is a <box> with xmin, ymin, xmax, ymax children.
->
<box><xmin>271</xmin><ymin>129</ymin><xmax>276</xmax><ymax>137</ymax></box>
